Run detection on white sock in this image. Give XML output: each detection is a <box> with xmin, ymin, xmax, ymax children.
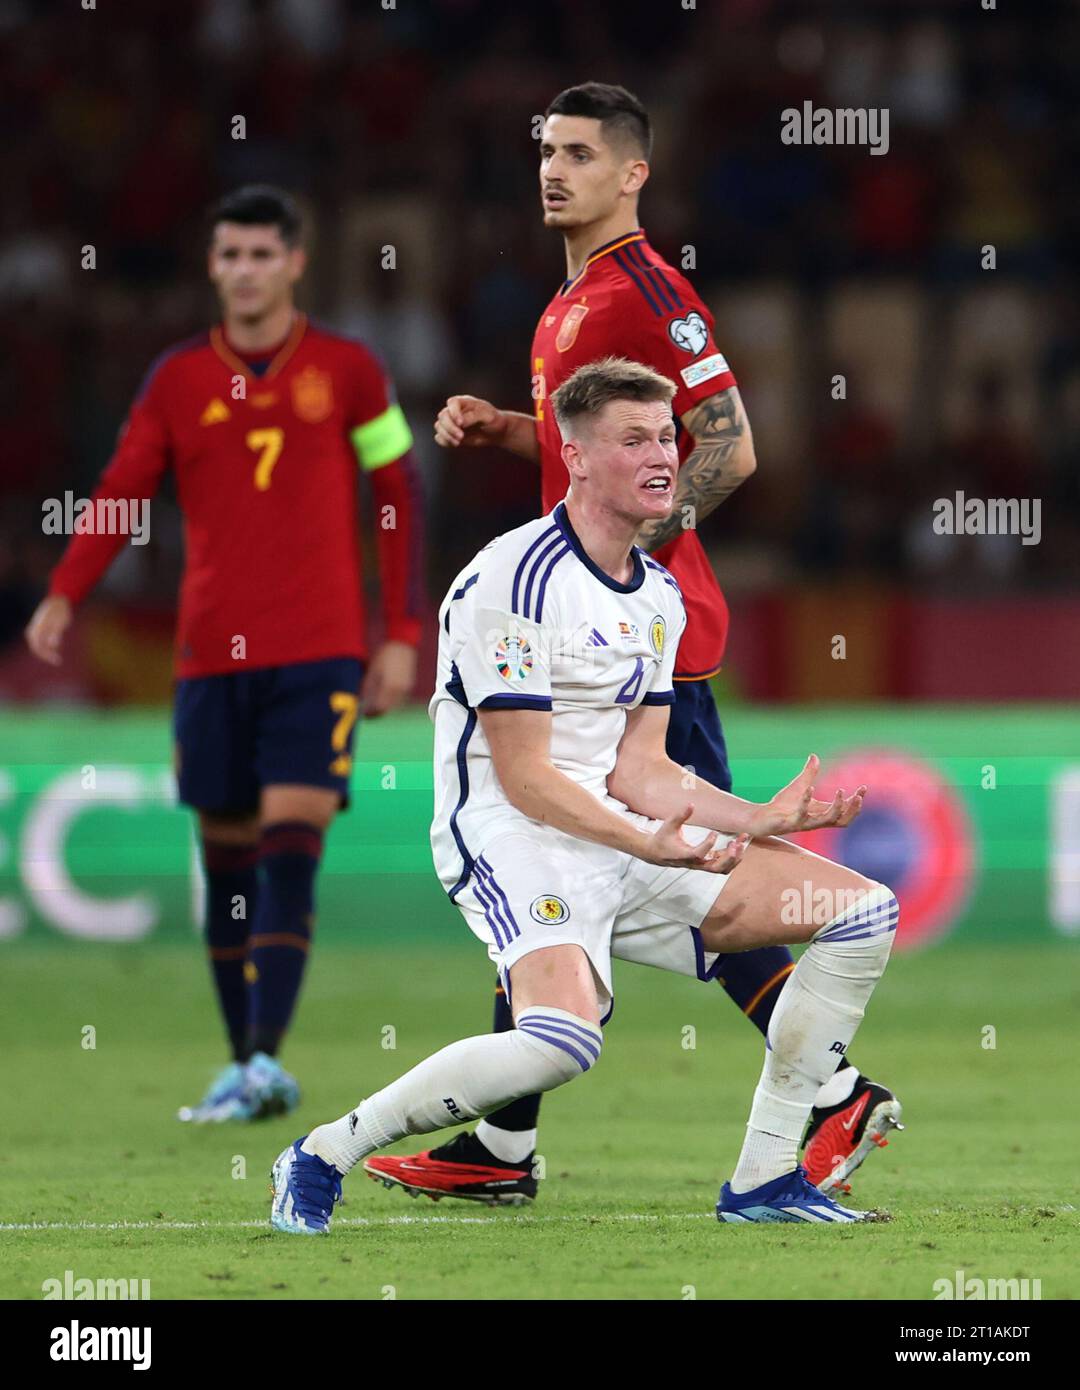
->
<box><xmin>814</xmin><ymin>1064</ymin><xmax>859</xmax><ymax>1111</ymax></box>
<box><xmin>303</xmin><ymin>1007</ymin><xmax>601</xmax><ymax>1173</ymax></box>
<box><xmin>730</xmin><ymin>886</ymin><xmax>897</xmax><ymax>1193</ymax></box>
<box><xmin>729</xmin><ymin>1130</ymin><xmax>793</xmax><ymax>1193</ymax></box>
<box><xmin>476</xmin><ymin>1119</ymin><xmax>537</xmax><ymax>1165</ymax></box>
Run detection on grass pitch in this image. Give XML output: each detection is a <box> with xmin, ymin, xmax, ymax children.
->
<box><xmin>3</xmin><ymin>940</ymin><xmax>1077</xmax><ymax>1300</ymax></box>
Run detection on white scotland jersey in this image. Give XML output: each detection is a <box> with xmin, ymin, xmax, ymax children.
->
<box><xmin>429</xmin><ymin>501</ymin><xmax>732</xmax><ymax>1007</ymax></box>
<box><xmin>430</xmin><ymin>500</ymin><xmax>685</xmax><ymax>893</ymax></box>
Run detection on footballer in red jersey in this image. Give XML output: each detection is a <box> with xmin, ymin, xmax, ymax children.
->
<box><xmin>365</xmin><ymin>85</ymin><xmax>901</xmax><ymax>1207</ymax></box>
<box><xmin>26</xmin><ymin>186</ymin><xmax>426</xmax><ymax>1123</ymax></box>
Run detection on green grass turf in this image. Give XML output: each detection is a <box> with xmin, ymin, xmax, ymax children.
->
<box><xmin>2</xmin><ymin>941</ymin><xmax>1077</xmax><ymax>1300</ymax></box>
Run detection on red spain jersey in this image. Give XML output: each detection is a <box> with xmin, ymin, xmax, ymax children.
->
<box><xmin>532</xmin><ymin>229</ymin><xmax>737</xmax><ymax>679</ymax></box>
<box><xmin>49</xmin><ymin>315</ymin><xmax>424</xmax><ymax>678</ymax></box>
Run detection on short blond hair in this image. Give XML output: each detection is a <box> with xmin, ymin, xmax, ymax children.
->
<box><xmin>550</xmin><ymin>356</ymin><xmax>676</xmax><ymax>437</ymax></box>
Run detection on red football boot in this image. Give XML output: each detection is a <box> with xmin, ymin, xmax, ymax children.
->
<box><xmin>363</xmin><ymin>1130</ymin><xmax>537</xmax><ymax>1206</ymax></box>
<box><xmin>802</xmin><ymin>1074</ymin><xmax>904</xmax><ymax>1195</ymax></box>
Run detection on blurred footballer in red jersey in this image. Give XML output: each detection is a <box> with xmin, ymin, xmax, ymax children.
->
<box><xmin>365</xmin><ymin>83</ymin><xmax>902</xmax><ymax>1206</ymax></box>
<box><xmin>26</xmin><ymin>185</ymin><xmax>425</xmax><ymax>1123</ymax></box>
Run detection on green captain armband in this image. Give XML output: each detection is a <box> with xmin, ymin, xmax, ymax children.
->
<box><xmin>350</xmin><ymin>403</ymin><xmax>413</xmax><ymax>471</ymax></box>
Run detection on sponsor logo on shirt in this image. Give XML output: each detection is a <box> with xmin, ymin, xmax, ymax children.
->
<box><xmin>530</xmin><ymin>894</ymin><xmax>570</xmax><ymax>925</ymax></box>
<box><xmin>667</xmin><ymin>310</ymin><xmax>709</xmax><ymax>355</ymax></box>
<box><xmin>494</xmin><ymin>634</ymin><xmax>534</xmax><ymax>682</ymax></box>
<box><xmin>556</xmin><ymin>303</ymin><xmax>589</xmax><ymax>352</ymax></box>
<box><xmin>680</xmin><ymin>351</ymin><xmax>730</xmax><ymax>389</ymax></box>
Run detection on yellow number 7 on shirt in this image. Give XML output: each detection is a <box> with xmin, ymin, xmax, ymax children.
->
<box><xmin>246</xmin><ymin>428</ymin><xmax>285</xmax><ymax>490</ymax></box>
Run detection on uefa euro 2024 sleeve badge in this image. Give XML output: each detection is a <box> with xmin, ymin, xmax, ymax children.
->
<box><xmin>667</xmin><ymin>310</ymin><xmax>709</xmax><ymax>355</ymax></box>
<box><xmin>494</xmin><ymin>633</ymin><xmax>534</xmax><ymax>682</ymax></box>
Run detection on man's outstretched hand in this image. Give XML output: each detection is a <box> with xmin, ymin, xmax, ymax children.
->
<box><xmin>434</xmin><ymin>395</ymin><xmax>508</xmax><ymax>449</ymax></box>
<box><xmin>644</xmin><ymin>805</ymin><xmax>750</xmax><ymax>873</ymax></box>
<box><xmin>749</xmin><ymin>754</ymin><xmax>866</xmax><ymax>837</ymax></box>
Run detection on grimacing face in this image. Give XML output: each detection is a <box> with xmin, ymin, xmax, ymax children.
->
<box><xmin>207</xmin><ymin>222</ymin><xmax>305</xmax><ymax>323</ymax></box>
<box><xmin>564</xmin><ymin>397</ymin><xmax>678</xmax><ymax>526</ymax></box>
<box><xmin>539</xmin><ymin>114</ymin><xmax>648</xmax><ymax>229</ymax></box>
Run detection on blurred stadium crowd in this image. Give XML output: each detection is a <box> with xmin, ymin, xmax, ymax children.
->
<box><xmin>1</xmin><ymin>0</ymin><xmax>1077</xmax><ymax>697</ymax></box>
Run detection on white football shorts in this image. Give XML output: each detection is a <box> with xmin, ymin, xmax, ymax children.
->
<box><xmin>454</xmin><ymin>813</ymin><xmax>733</xmax><ymax>1013</ymax></box>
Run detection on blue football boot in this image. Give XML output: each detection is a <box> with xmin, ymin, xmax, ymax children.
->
<box><xmin>177</xmin><ymin>1061</ymin><xmax>249</xmax><ymax>1123</ymax></box>
<box><xmin>242</xmin><ymin>1052</ymin><xmax>301</xmax><ymax>1119</ymax></box>
<box><xmin>270</xmin><ymin>1137</ymin><xmax>343</xmax><ymax>1235</ymax></box>
<box><xmin>717</xmin><ymin>1165</ymin><xmax>884</xmax><ymax>1223</ymax></box>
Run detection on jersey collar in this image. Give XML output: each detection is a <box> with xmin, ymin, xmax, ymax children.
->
<box><xmin>554</xmin><ymin>501</ymin><xmax>645</xmax><ymax>593</ymax></box>
<box><xmin>210</xmin><ymin>312</ymin><xmax>308</xmax><ymax>382</ymax></box>
<box><xmin>560</xmin><ymin>229</ymin><xmax>647</xmax><ymax>298</ymax></box>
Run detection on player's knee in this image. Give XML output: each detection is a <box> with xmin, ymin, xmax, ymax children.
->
<box><xmin>199</xmin><ymin>810</ymin><xmax>259</xmax><ymax>850</ymax></box>
<box><xmin>811</xmin><ymin>882</ymin><xmax>898</xmax><ymax>977</ymax></box>
<box><xmin>515</xmin><ymin>1007</ymin><xmax>603</xmax><ymax>1086</ymax></box>
<box><xmin>261</xmin><ymin>787</ymin><xmax>340</xmax><ymax>832</ymax></box>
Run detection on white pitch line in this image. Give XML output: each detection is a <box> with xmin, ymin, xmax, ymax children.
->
<box><xmin>1</xmin><ymin>1211</ymin><xmax>713</xmax><ymax>1233</ymax></box>
<box><xmin>5</xmin><ymin>1204</ymin><xmax>1073</xmax><ymax>1233</ymax></box>
<box><xmin>4</xmin><ymin>1200</ymin><xmax>1067</xmax><ymax>1234</ymax></box>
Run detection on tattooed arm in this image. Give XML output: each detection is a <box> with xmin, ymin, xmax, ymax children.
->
<box><xmin>635</xmin><ymin>386</ymin><xmax>756</xmax><ymax>553</ymax></box>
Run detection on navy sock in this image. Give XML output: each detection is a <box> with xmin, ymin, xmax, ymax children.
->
<box><xmin>202</xmin><ymin>840</ymin><xmax>259</xmax><ymax>1063</ymax></box>
<box><xmin>245</xmin><ymin>821</ymin><xmax>322</xmax><ymax>1058</ymax></box>
<box><xmin>715</xmin><ymin>945</ymin><xmax>796</xmax><ymax>1037</ymax></box>
<box><xmin>716</xmin><ymin>946</ymin><xmax>855</xmax><ymax>1075</ymax></box>
<box><xmin>482</xmin><ymin>978</ymin><xmax>542</xmax><ymax>1134</ymax></box>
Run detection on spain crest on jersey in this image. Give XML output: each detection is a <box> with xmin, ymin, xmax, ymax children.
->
<box><xmin>556</xmin><ymin>303</ymin><xmax>589</xmax><ymax>352</ymax></box>
<box><xmin>649</xmin><ymin>615</ymin><xmax>666</xmax><ymax>656</ymax></box>
<box><xmin>291</xmin><ymin>366</ymin><xmax>334</xmax><ymax>423</ymax></box>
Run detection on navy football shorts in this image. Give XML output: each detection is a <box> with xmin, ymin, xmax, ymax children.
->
<box><xmin>174</xmin><ymin>656</ymin><xmax>364</xmax><ymax>813</ymax></box>
<box><xmin>664</xmin><ymin>676</ymin><xmax>732</xmax><ymax>793</ymax></box>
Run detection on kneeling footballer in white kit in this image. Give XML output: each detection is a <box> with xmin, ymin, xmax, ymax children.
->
<box><xmin>271</xmin><ymin>356</ymin><xmax>898</xmax><ymax>1232</ymax></box>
